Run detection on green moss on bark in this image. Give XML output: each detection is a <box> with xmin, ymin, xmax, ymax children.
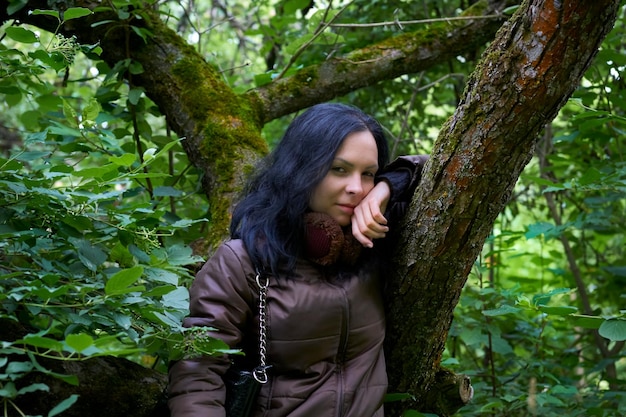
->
<box><xmin>170</xmin><ymin>55</ymin><xmax>267</xmax><ymax>248</ymax></box>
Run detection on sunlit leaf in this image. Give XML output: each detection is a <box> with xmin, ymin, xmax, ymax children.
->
<box><xmin>5</xmin><ymin>26</ymin><xmax>38</xmax><ymax>43</ymax></box>
<box><xmin>82</xmin><ymin>98</ymin><xmax>101</xmax><ymax>123</ymax></box>
<box><xmin>63</xmin><ymin>7</ymin><xmax>92</xmax><ymax>21</ymax></box>
<box><xmin>31</xmin><ymin>9</ymin><xmax>60</xmax><ymax>19</ymax></box>
<box><xmin>109</xmin><ymin>153</ymin><xmax>136</xmax><ymax>167</ymax></box>
<box><xmin>65</xmin><ymin>333</ymin><xmax>95</xmax><ymax>353</ymax></box>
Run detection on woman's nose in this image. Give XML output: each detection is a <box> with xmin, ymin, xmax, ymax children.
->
<box><xmin>345</xmin><ymin>175</ymin><xmax>363</xmax><ymax>195</ymax></box>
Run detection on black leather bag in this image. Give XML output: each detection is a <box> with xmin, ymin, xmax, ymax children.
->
<box><xmin>224</xmin><ymin>270</ymin><xmax>270</xmax><ymax>417</ymax></box>
<box><xmin>224</xmin><ymin>367</ymin><xmax>262</xmax><ymax>417</ymax></box>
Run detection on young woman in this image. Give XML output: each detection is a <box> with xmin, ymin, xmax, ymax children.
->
<box><xmin>168</xmin><ymin>103</ymin><xmax>426</xmax><ymax>417</ymax></box>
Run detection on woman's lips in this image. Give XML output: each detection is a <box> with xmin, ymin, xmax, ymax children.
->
<box><xmin>337</xmin><ymin>204</ymin><xmax>356</xmax><ymax>215</ymax></box>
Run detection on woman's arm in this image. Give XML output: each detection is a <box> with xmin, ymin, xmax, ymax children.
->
<box><xmin>168</xmin><ymin>241</ymin><xmax>255</xmax><ymax>417</ymax></box>
<box><xmin>351</xmin><ymin>155</ymin><xmax>429</xmax><ymax>247</ymax></box>
<box><xmin>351</xmin><ymin>181</ymin><xmax>391</xmax><ymax>248</ymax></box>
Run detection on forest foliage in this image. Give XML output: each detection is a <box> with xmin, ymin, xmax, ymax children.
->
<box><xmin>0</xmin><ymin>1</ymin><xmax>625</xmax><ymax>416</ymax></box>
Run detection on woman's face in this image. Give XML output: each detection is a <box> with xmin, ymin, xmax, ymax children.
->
<box><xmin>309</xmin><ymin>130</ymin><xmax>379</xmax><ymax>226</ymax></box>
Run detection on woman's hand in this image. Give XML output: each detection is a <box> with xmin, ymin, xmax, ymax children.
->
<box><xmin>351</xmin><ymin>181</ymin><xmax>391</xmax><ymax>248</ymax></box>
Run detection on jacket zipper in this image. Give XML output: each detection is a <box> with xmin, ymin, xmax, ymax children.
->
<box><xmin>335</xmin><ymin>286</ymin><xmax>349</xmax><ymax>417</ymax></box>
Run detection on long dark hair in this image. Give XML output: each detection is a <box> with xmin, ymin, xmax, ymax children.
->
<box><xmin>230</xmin><ymin>103</ymin><xmax>390</xmax><ymax>275</ymax></box>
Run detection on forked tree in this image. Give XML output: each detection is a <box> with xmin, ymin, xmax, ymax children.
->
<box><xmin>0</xmin><ymin>0</ymin><xmax>620</xmax><ymax>416</ymax></box>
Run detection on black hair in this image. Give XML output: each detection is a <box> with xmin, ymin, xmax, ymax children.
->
<box><xmin>230</xmin><ymin>103</ymin><xmax>390</xmax><ymax>275</ymax></box>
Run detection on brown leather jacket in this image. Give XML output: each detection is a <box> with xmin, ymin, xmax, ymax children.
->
<box><xmin>167</xmin><ymin>155</ymin><xmax>427</xmax><ymax>417</ymax></box>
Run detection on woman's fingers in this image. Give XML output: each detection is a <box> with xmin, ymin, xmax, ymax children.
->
<box><xmin>352</xmin><ymin>199</ymin><xmax>389</xmax><ymax>248</ymax></box>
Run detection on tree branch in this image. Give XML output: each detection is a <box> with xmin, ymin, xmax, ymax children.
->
<box><xmin>247</xmin><ymin>0</ymin><xmax>516</xmax><ymax>123</ymax></box>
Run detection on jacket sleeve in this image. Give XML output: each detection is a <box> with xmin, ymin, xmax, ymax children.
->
<box><xmin>167</xmin><ymin>241</ymin><xmax>256</xmax><ymax>417</ymax></box>
<box><xmin>376</xmin><ymin>154</ymin><xmax>429</xmax><ymax>206</ymax></box>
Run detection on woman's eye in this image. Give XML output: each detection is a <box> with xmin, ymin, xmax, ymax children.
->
<box><xmin>331</xmin><ymin>166</ymin><xmax>346</xmax><ymax>173</ymax></box>
<box><xmin>363</xmin><ymin>171</ymin><xmax>375</xmax><ymax>178</ymax></box>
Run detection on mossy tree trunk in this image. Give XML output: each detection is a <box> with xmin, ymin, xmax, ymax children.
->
<box><xmin>384</xmin><ymin>1</ymin><xmax>620</xmax><ymax>415</ymax></box>
<box><xmin>1</xmin><ymin>0</ymin><xmax>620</xmax><ymax>416</ymax></box>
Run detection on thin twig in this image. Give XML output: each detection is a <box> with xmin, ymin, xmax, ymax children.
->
<box><xmin>329</xmin><ymin>13</ymin><xmax>504</xmax><ymax>29</ymax></box>
<box><xmin>275</xmin><ymin>1</ymin><xmax>352</xmax><ymax>80</ymax></box>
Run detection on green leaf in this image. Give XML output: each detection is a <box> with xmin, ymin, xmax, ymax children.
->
<box><xmin>19</xmin><ymin>335</ymin><xmax>64</xmax><ymax>352</ymax></box>
<box><xmin>550</xmin><ymin>384</ymin><xmax>578</xmax><ymax>395</ymax></box>
<box><xmin>61</xmin><ymin>215</ymin><xmax>93</xmax><ymax>232</ymax></box>
<box><xmin>283</xmin><ymin>0</ymin><xmax>312</xmax><ymax>14</ymax></box>
<box><xmin>162</xmin><ymin>287</ymin><xmax>189</xmax><ymax>310</ymax></box>
<box><xmin>5</xmin><ymin>26</ymin><xmax>38</xmax><ymax>43</ymax></box>
<box><xmin>64</xmin><ymin>333</ymin><xmax>95</xmax><ymax>353</ymax></box>
<box><xmin>7</xmin><ymin>1</ymin><xmax>29</xmax><ymax>15</ymax></box>
<box><xmin>153</xmin><ymin>311</ymin><xmax>183</xmax><ymax>328</ymax></box>
<box><xmin>105</xmin><ymin>266</ymin><xmax>144</xmax><ymax>296</ymax></box>
<box><xmin>569</xmin><ymin>314</ymin><xmax>604</xmax><ymax>329</ymax></box>
<box><xmin>31</xmin><ymin>9</ymin><xmax>60</xmax><ymax>19</ymax></box>
<box><xmin>134</xmin><ymin>138</ymin><xmax>182</xmax><ymax>171</ymax></box>
<box><xmin>533</xmin><ymin>288</ymin><xmax>572</xmax><ymax>306</ymax></box>
<box><xmin>13</xmin><ymin>151</ymin><xmax>51</xmax><ymax>162</ymax></box>
<box><xmin>128</xmin><ymin>87</ymin><xmax>144</xmax><ymax>105</ymax></box>
<box><xmin>145</xmin><ymin>267</ymin><xmax>179</xmax><ymax>285</ymax></box>
<box><xmin>166</xmin><ymin>244</ymin><xmax>202</xmax><ymax>265</ymax></box>
<box><xmin>74</xmin><ymin>163</ymin><xmax>118</xmax><ymax>179</ymax></box>
<box><xmin>483</xmin><ymin>305</ymin><xmax>520</xmax><ymax>316</ymax></box>
<box><xmin>17</xmin><ymin>383</ymin><xmax>49</xmax><ymax>395</ymax></box>
<box><xmin>7</xmin><ymin>361</ymin><xmax>34</xmax><ymax>375</ymax></box>
<box><xmin>108</xmin><ymin>153</ymin><xmax>136</xmax><ymax>167</ymax></box>
<box><xmin>69</xmin><ymin>237</ymin><xmax>107</xmax><ymax>271</ymax></box>
<box><xmin>62</xmin><ymin>99</ymin><xmax>79</xmax><ymax>128</ymax></box>
<box><xmin>525</xmin><ymin>222</ymin><xmax>554</xmax><ymax>239</ymax></box>
<box><xmin>604</xmin><ymin>266</ymin><xmax>626</xmax><ymax>277</ymax></box>
<box><xmin>82</xmin><ymin>98</ymin><xmax>101</xmax><ymax>123</ymax></box>
<box><xmin>0</xmin><ymin>382</ymin><xmax>17</xmax><ymax>398</ymax></box>
<box><xmin>254</xmin><ymin>72</ymin><xmax>273</xmax><ymax>87</ymax></box>
<box><xmin>538</xmin><ymin>305</ymin><xmax>578</xmax><ymax>316</ymax></box>
<box><xmin>63</xmin><ymin>7</ymin><xmax>92</xmax><ymax>21</ymax></box>
<box><xmin>0</xmin><ymin>85</ymin><xmax>21</xmax><ymax>95</ymax></box>
<box><xmin>153</xmin><ymin>186</ymin><xmax>183</xmax><ymax>197</ymax></box>
<box><xmin>48</xmin><ymin>394</ymin><xmax>80</xmax><ymax>417</ymax></box>
<box><xmin>129</xmin><ymin>61</ymin><xmax>144</xmax><ymax>75</ymax></box>
<box><xmin>599</xmin><ymin>319</ymin><xmax>626</xmax><ymax>341</ymax></box>
<box><xmin>130</xmin><ymin>26</ymin><xmax>152</xmax><ymax>44</ymax></box>
<box><xmin>48</xmin><ymin>120</ymin><xmax>82</xmax><ymax>137</ymax></box>
<box><xmin>523</xmin><ymin>175</ymin><xmax>564</xmax><ymax>188</ymax></box>
<box><xmin>503</xmin><ymin>5</ymin><xmax>520</xmax><ymax>15</ymax></box>
<box><xmin>25</xmin><ymin>130</ymin><xmax>48</xmax><ymax>144</ymax></box>
<box><xmin>578</xmin><ymin>167</ymin><xmax>603</xmax><ymax>186</ymax></box>
<box><xmin>491</xmin><ymin>334</ymin><xmax>513</xmax><ymax>354</ymax></box>
<box><xmin>284</xmin><ymin>33</ymin><xmax>315</xmax><ymax>55</ymax></box>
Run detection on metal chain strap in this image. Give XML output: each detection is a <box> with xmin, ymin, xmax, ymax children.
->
<box><xmin>253</xmin><ymin>270</ymin><xmax>270</xmax><ymax>384</ymax></box>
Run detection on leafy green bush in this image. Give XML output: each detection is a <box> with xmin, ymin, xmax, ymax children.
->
<box><xmin>0</xmin><ymin>17</ymin><xmax>222</xmax><ymax>415</ymax></box>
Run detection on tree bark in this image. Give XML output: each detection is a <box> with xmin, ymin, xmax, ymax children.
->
<box><xmin>383</xmin><ymin>1</ymin><xmax>620</xmax><ymax>415</ymax></box>
<box><xmin>1</xmin><ymin>0</ymin><xmax>620</xmax><ymax>416</ymax></box>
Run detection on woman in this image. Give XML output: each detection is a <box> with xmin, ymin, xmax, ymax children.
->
<box><xmin>168</xmin><ymin>103</ymin><xmax>426</xmax><ymax>417</ymax></box>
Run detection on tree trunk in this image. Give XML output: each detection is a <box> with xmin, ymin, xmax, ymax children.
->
<box><xmin>384</xmin><ymin>1</ymin><xmax>620</xmax><ymax>415</ymax></box>
<box><xmin>0</xmin><ymin>0</ymin><xmax>620</xmax><ymax>416</ymax></box>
